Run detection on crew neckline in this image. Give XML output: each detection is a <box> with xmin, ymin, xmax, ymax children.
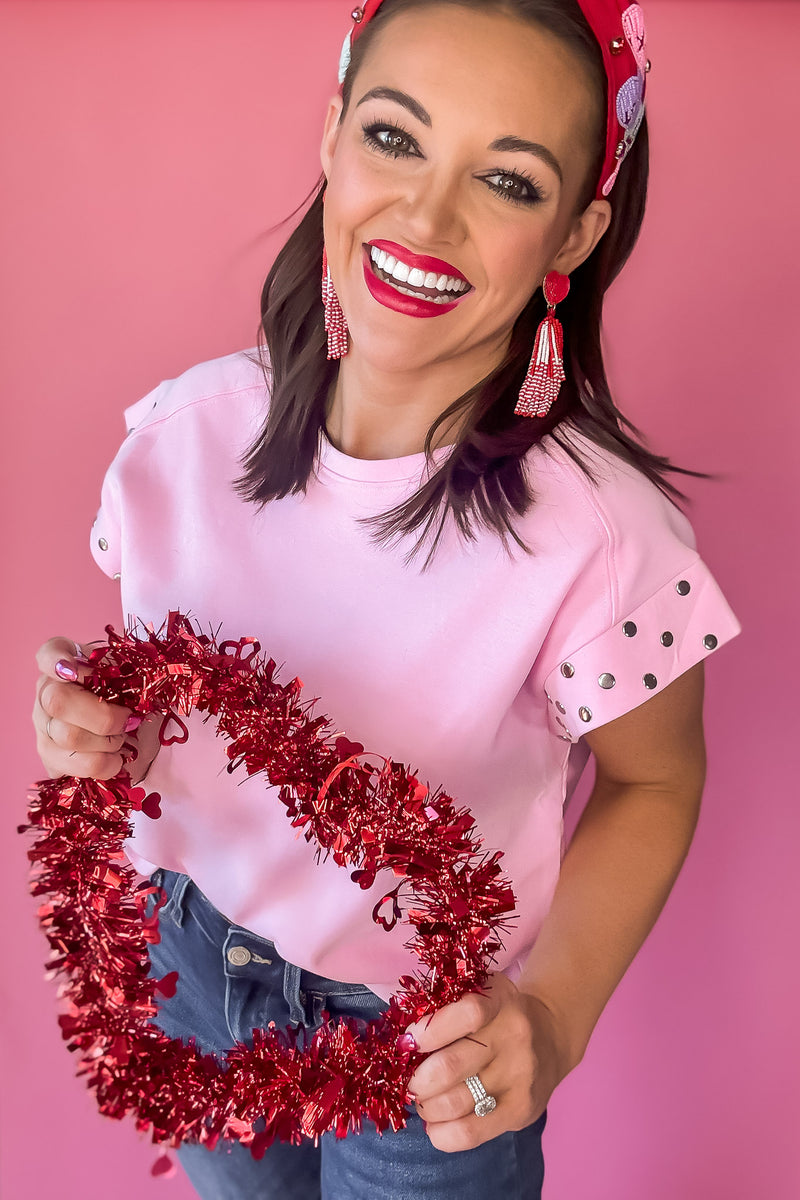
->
<box><xmin>317</xmin><ymin>427</ymin><xmax>455</xmax><ymax>483</ymax></box>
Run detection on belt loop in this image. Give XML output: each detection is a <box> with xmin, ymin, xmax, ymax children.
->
<box><xmin>166</xmin><ymin>872</ymin><xmax>192</xmax><ymax>927</ymax></box>
<box><xmin>283</xmin><ymin>961</ymin><xmax>308</xmax><ymax>1025</ymax></box>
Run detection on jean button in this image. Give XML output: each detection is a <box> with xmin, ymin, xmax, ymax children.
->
<box><xmin>227</xmin><ymin>946</ymin><xmax>252</xmax><ymax>966</ymax></box>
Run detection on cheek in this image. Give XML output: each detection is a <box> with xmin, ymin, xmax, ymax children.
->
<box><xmin>326</xmin><ymin>147</ymin><xmax>391</xmax><ymax>235</ymax></box>
<box><xmin>482</xmin><ymin>226</ymin><xmax>546</xmax><ymax>306</ymax></box>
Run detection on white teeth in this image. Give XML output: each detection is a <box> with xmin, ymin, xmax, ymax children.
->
<box><xmin>369</xmin><ymin>245</ymin><xmax>470</xmax><ymax>300</ymax></box>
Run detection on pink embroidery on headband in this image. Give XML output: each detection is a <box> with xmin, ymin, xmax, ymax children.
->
<box><xmin>622</xmin><ymin>4</ymin><xmax>648</xmax><ymax>75</ymax></box>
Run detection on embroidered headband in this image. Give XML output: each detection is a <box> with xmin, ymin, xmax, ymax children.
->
<box><xmin>338</xmin><ymin>0</ymin><xmax>649</xmax><ymax>200</ymax></box>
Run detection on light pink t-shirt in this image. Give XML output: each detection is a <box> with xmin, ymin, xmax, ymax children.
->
<box><xmin>90</xmin><ymin>349</ymin><xmax>741</xmax><ymax>1000</ymax></box>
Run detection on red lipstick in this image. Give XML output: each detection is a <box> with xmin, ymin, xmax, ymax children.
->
<box><xmin>363</xmin><ymin>241</ymin><xmax>473</xmax><ymax>320</ymax></box>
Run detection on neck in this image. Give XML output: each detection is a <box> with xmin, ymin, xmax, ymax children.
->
<box><xmin>325</xmin><ymin>340</ymin><xmax>508</xmax><ymax>460</ymax></box>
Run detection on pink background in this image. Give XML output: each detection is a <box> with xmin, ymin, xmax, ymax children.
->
<box><xmin>1</xmin><ymin>1</ymin><xmax>797</xmax><ymax>1196</ymax></box>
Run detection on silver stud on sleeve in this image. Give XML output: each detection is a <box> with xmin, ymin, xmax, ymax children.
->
<box><xmin>560</xmin><ymin>662</ymin><xmax>575</xmax><ymax>678</ymax></box>
<box><xmin>622</xmin><ymin>621</ymin><xmax>638</xmax><ymax>638</ymax></box>
<box><xmin>97</xmin><ymin>537</ymin><xmax>109</xmax><ymax>552</ymax></box>
<box><xmin>113</xmin><ymin>573</ymin><xmax>121</xmax><ymax>581</ymax></box>
<box><xmin>556</xmin><ymin>701</ymin><xmax>567</xmax><ymax>714</ymax></box>
<box><xmin>643</xmin><ymin>673</ymin><xmax>658</xmax><ymax>690</ymax></box>
<box><xmin>703</xmin><ymin>634</ymin><xmax>718</xmax><ymax>650</ymax></box>
<box><xmin>661</xmin><ymin>631</ymin><xmax>674</xmax><ymax>647</ymax></box>
<box><xmin>676</xmin><ymin>580</ymin><xmax>691</xmax><ymax>596</ymax></box>
<box><xmin>579</xmin><ymin>707</ymin><xmax>593</xmax><ymax>723</ymax></box>
<box><xmin>598</xmin><ymin>673</ymin><xmax>616</xmax><ymax>689</ymax></box>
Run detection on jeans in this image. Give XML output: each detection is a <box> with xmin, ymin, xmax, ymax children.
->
<box><xmin>145</xmin><ymin>869</ymin><xmax>547</xmax><ymax>1199</ymax></box>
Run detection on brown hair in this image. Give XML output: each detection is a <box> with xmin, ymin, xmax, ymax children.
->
<box><xmin>238</xmin><ymin>0</ymin><xmax>697</xmax><ymax>567</ymax></box>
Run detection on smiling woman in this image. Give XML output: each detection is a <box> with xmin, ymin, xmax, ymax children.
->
<box><xmin>31</xmin><ymin>2</ymin><xmax>742</xmax><ymax>1199</ymax></box>
<box><xmin>238</xmin><ymin>0</ymin><xmax>661</xmax><ymax>557</ymax></box>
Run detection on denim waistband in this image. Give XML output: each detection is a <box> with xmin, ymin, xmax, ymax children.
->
<box><xmin>150</xmin><ymin>868</ymin><xmax>382</xmax><ymax>1028</ymax></box>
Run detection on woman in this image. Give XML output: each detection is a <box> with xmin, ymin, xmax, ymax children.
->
<box><xmin>31</xmin><ymin>1</ymin><xmax>740</xmax><ymax>1197</ymax></box>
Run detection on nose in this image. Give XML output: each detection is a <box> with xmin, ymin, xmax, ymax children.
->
<box><xmin>397</xmin><ymin>167</ymin><xmax>466</xmax><ymax>252</ymax></box>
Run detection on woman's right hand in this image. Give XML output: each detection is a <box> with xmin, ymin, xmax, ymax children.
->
<box><xmin>33</xmin><ymin>637</ymin><xmax>160</xmax><ymax>782</ymax></box>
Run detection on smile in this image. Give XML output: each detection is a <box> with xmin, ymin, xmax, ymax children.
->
<box><xmin>362</xmin><ymin>239</ymin><xmax>473</xmax><ymax>319</ymax></box>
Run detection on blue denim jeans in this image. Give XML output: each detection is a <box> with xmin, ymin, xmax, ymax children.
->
<box><xmin>146</xmin><ymin>869</ymin><xmax>547</xmax><ymax>1199</ymax></box>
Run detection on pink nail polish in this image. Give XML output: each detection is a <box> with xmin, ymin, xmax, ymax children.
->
<box><xmin>397</xmin><ymin>1032</ymin><xmax>419</xmax><ymax>1054</ymax></box>
<box><xmin>124</xmin><ymin>714</ymin><xmax>142</xmax><ymax>733</ymax></box>
<box><xmin>55</xmin><ymin>660</ymin><xmax>78</xmax><ymax>681</ymax></box>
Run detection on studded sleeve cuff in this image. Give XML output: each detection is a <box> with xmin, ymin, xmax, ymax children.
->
<box><xmin>543</xmin><ymin>558</ymin><xmax>742</xmax><ymax>743</ymax></box>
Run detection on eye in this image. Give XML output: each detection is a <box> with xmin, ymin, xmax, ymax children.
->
<box><xmin>482</xmin><ymin>171</ymin><xmax>543</xmax><ymax>206</ymax></box>
<box><xmin>362</xmin><ymin>121</ymin><xmax>420</xmax><ymax>159</ymax></box>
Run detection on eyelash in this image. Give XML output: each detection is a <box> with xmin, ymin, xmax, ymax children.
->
<box><xmin>360</xmin><ymin>120</ymin><xmax>545</xmax><ymax>208</ymax></box>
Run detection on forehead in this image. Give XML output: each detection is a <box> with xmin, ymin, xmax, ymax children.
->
<box><xmin>351</xmin><ymin>5</ymin><xmax>597</xmax><ymax>160</ymax></box>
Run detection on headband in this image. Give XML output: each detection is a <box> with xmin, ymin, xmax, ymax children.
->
<box><xmin>338</xmin><ymin>1</ymin><xmax>648</xmax><ymax>200</ymax></box>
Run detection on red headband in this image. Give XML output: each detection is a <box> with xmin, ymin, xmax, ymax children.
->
<box><xmin>338</xmin><ymin>1</ymin><xmax>649</xmax><ymax>200</ymax></box>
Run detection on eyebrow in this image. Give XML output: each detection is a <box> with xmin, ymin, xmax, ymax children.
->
<box><xmin>356</xmin><ymin>87</ymin><xmax>432</xmax><ymax>127</ymax></box>
<box><xmin>355</xmin><ymin>88</ymin><xmax>563</xmax><ymax>184</ymax></box>
<box><xmin>489</xmin><ymin>136</ymin><xmax>563</xmax><ymax>184</ymax></box>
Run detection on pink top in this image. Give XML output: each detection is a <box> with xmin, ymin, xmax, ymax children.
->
<box><xmin>90</xmin><ymin>349</ymin><xmax>741</xmax><ymax>1000</ymax></box>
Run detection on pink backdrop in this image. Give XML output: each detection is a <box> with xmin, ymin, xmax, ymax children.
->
<box><xmin>2</xmin><ymin>2</ymin><xmax>797</xmax><ymax>1196</ymax></box>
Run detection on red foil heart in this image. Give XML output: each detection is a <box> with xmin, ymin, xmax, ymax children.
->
<box><xmin>21</xmin><ymin>612</ymin><xmax>516</xmax><ymax>1155</ymax></box>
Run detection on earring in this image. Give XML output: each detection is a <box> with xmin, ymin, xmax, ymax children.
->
<box><xmin>515</xmin><ymin>271</ymin><xmax>571</xmax><ymax>418</ymax></box>
<box><xmin>322</xmin><ymin>246</ymin><xmax>349</xmax><ymax>360</ymax></box>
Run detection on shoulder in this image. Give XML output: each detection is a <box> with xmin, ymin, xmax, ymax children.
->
<box><xmin>121</xmin><ymin>347</ymin><xmax>268</xmax><ymax>442</ymax></box>
<box><xmin>532</xmin><ymin>426</ymin><xmax>699</xmax><ymax>616</ymax></box>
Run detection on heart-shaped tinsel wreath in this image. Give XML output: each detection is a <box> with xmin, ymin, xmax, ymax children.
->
<box><xmin>21</xmin><ymin>613</ymin><xmax>516</xmax><ymax>1155</ymax></box>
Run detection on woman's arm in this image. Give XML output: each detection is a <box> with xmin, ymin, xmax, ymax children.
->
<box><xmin>408</xmin><ymin>662</ymin><xmax>707</xmax><ymax>1151</ymax></box>
<box><xmin>516</xmin><ymin>659</ymin><xmax>707</xmax><ymax>1073</ymax></box>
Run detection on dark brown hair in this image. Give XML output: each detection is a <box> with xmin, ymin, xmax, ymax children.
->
<box><xmin>239</xmin><ymin>0</ymin><xmax>696</xmax><ymax>567</ymax></box>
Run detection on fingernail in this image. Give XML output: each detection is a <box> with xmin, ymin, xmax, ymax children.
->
<box><xmin>55</xmin><ymin>660</ymin><xmax>78</xmax><ymax>681</ymax></box>
<box><xmin>124</xmin><ymin>714</ymin><xmax>142</xmax><ymax>733</ymax></box>
<box><xmin>397</xmin><ymin>1031</ymin><xmax>419</xmax><ymax>1054</ymax></box>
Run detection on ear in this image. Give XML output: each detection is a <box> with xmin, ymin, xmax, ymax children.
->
<box><xmin>550</xmin><ymin>198</ymin><xmax>612</xmax><ymax>276</ymax></box>
<box><xmin>320</xmin><ymin>94</ymin><xmax>345</xmax><ymax>179</ymax></box>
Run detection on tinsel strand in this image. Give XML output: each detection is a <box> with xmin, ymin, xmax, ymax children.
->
<box><xmin>21</xmin><ymin>612</ymin><xmax>516</xmax><ymax>1153</ymax></box>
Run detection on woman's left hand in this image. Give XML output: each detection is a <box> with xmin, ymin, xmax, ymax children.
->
<box><xmin>406</xmin><ymin>973</ymin><xmax>572</xmax><ymax>1153</ymax></box>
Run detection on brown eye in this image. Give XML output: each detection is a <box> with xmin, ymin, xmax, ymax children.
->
<box><xmin>483</xmin><ymin>171</ymin><xmax>542</xmax><ymax>206</ymax></box>
<box><xmin>362</xmin><ymin>122</ymin><xmax>420</xmax><ymax>159</ymax></box>
<box><xmin>377</xmin><ymin>129</ymin><xmax>412</xmax><ymax>152</ymax></box>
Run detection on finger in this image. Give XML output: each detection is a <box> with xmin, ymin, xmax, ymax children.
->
<box><xmin>409</xmin><ymin>1033</ymin><xmax>493</xmax><ymax>1101</ymax></box>
<box><xmin>423</xmin><ymin>1109</ymin><xmax>508</xmax><ymax>1155</ymax></box>
<box><xmin>35</xmin><ymin>636</ymin><xmax>90</xmax><ymax>681</ymax></box>
<box><xmin>37</xmin><ymin>675</ymin><xmax>134</xmax><ymax>739</ymax></box>
<box><xmin>39</xmin><ymin>712</ymin><xmax>128</xmax><ymax>756</ymax></box>
<box><xmin>407</xmin><ymin>990</ymin><xmax>498</xmax><ymax>1054</ymax></box>
<box><xmin>415</xmin><ymin>1073</ymin><xmax>493</xmax><ymax>1123</ymax></box>
<box><xmin>32</xmin><ymin>708</ymin><xmax>128</xmax><ymax>781</ymax></box>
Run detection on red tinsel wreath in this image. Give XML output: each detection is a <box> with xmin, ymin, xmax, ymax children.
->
<box><xmin>22</xmin><ymin>612</ymin><xmax>516</xmax><ymax>1157</ymax></box>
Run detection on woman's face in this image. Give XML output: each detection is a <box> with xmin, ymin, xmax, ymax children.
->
<box><xmin>320</xmin><ymin>3</ymin><xmax>611</xmax><ymax>379</ymax></box>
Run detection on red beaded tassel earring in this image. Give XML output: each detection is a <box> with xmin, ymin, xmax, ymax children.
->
<box><xmin>321</xmin><ymin>246</ymin><xmax>349</xmax><ymax>360</ymax></box>
<box><xmin>515</xmin><ymin>271</ymin><xmax>570</xmax><ymax>418</ymax></box>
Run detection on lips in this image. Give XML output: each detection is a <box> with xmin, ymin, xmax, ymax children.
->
<box><xmin>363</xmin><ymin>239</ymin><xmax>473</xmax><ymax>319</ymax></box>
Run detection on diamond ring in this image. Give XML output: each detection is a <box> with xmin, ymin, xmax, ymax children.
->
<box><xmin>464</xmin><ymin>1074</ymin><xmax>497</xmax><ymax>1118</ymax></box>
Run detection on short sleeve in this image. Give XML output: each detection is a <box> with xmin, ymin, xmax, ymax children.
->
<box><xmin>88</xmin><ymin>381</ymin><xmax>167</xmax><ymax>581</ymax></box>
<box><xmin>544</xmin><ymin>556</ymin><xmax>741</xmax><ymax>741</ymax></box>
<box><xmin>532</xmin><ymin>437</ymin><xmax>742</xmax><ymax>743</ymax></box>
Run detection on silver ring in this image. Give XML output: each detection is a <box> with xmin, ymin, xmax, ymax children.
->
<box><xmin>46</xmin><ymin>716</ymin><xmax>54</xmax><ymax>740</ymax></box>
<box><xmin>465</xmin><ymin>1074</ymin><xmax>497</xmax><ymax>1118</ymax></box>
